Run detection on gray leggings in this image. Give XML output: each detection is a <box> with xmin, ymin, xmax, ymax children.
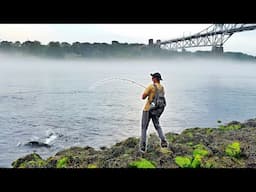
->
<box><xmin>140</xmin><ymin>111</ymin><xmax>166</xmax><ymax>145</ymax></box>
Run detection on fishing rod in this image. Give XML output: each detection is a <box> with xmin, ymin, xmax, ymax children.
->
<box><xmin>114</xmin><ymin>78</ymin><xmax>146</xmax><ymax>89</ymax></box>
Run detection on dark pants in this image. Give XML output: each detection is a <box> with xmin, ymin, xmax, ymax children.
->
<box><xmin>140</xmin><ymin>111</ymin><xmax>166</xmax><ymax>146</ymax></box>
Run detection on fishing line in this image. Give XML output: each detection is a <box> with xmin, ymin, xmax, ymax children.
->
<box><xmin>88</xmin><ymin>77</ymin><xmax>146</xmax><ymax>90</ymax></box>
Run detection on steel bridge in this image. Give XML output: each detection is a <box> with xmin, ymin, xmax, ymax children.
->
<box><xmin>149</xmin><ymin>24</ymin><xmax>256</xmax><ymax>53</ymax></box>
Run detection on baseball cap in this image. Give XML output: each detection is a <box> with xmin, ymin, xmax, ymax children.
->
<box><xmin>150</xmin><ymin>72</ymin><xmax>163</xmax><ymax>80</ymax></box>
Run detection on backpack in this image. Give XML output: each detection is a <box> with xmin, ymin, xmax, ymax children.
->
<box><xmin>149</xmin><ymin>84</ymin><xmax>166</xmax><ymax>117</ymax></box>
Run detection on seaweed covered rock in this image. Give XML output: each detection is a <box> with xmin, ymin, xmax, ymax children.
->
<box><xmin>225</xmin><ymin>142</ymin><xmax>241</xmax><ymax>158</ymax></box>
<box><xmin>12</xmin><ymin>153</ymin><xmax>47</xmax><ymax>168</ymax></box>
<box><xmin>128</xmin><ymin>158</ymin><xmax>156</xmax><ymax>168</ymax></box>
<box><xmin>11</xmin><ymin>117</ymin><xmax>256</xmax><ymax>168</ymax></box>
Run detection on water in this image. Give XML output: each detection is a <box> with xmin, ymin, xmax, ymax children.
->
<box><xmin>1</xmin><ymin>54</ymin><xmax>256</xmax><ymax>167</ymax></box>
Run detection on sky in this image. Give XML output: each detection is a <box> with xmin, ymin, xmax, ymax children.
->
<box><xmin>0</xmin><ymin>24</ymin><xmax>256</xmax><ymax>56</ymax></box>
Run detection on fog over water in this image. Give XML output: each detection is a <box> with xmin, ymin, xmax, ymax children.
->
<box><xmin>1</xmin><ymin>52</ymin><xmax>256</xmax><ymax>167</ymax></box>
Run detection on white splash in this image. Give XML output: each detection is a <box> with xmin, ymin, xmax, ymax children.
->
<box><xmin>45</xmin><ymin>130</ymin><xmax>58</xmax><ymax>144</ymax></box>
<box><xmin>45</xmin><ymin>134</ymin><xmax>57</xmax><ymax>144</ymax></box>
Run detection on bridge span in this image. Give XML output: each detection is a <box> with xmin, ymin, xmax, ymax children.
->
<box><xmin>148</xmin><ymin>24</ymin><xmax>256</xmax><ymax>53</ymax></box>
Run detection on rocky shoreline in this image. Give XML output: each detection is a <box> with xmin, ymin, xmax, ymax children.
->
<box><xmin>12</xmin><ymin>118</ymin><xmax>256</xmax><ymax>168</ymax></box>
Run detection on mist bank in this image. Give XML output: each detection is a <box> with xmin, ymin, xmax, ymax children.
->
<box><xmin>0</xmin><ymin>40</ymin><xmax>255</xmax><ymax>62</ymax></box>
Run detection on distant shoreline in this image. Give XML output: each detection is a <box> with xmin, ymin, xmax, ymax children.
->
<box><xmin>0</xmin><ymin>40</ymin><xmax>255</xmax><ymax>61</ymax></box>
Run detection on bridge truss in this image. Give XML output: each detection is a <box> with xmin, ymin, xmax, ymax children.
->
<box><xmin>157</xmin><ymin>24</ymin><xmax>256</xmax><ymax>52</ymax></box>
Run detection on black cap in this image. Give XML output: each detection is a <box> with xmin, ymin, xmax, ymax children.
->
<box><xmin>150</xmin><ymin>72</ymin><xmax>163</xmax><ymax>80</ymax></box>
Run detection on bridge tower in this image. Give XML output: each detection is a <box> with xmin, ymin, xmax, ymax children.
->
<box><xmin>211</xmin><ymin>24</ymin><xmax>224</xmax><ymax>54</ymax></box>
<box><xmin>148</xmin><ymin>39</ymin><xmax>154</xmax><ymax>46</ymax></box>
<box><xmin>212</xmin><ymin>46</ymin><xmax>224</xmax><ymax>54</ymax></box>
<box><xmin>148</xmin><ymin>39</ymin><xmax>161</xmax><ymax>48</ymax></box>
<box><xmin>156</xmin><ymin>39</ymin><xmax>161</xmax><ymax>48</ymax></box>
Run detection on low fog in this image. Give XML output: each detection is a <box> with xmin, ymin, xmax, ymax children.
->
<box><xmin>0</xmin><ymin>51</ymin><xmax>255</xmax><ymax>83</ymax></box>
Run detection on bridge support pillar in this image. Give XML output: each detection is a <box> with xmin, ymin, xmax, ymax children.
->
<box><xmin>148</xmin><ymin>39</ymin><xmax>154</xmax><ymax>46</ymax></box>
<box><xmin>212</xmin><ymin>46</ymin><xmax>224</xmax><ymax>54</ymax></box>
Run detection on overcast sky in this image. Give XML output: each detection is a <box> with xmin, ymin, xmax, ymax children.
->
<box><xmin>0</xmin><ymin>24</ymin><xmax>256</xmax><ymax>56</ymax></box>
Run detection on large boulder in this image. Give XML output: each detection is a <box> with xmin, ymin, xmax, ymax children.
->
<box><xmin>12</xmin><ymin>153</ymin><xmax>47</xmax><ymax>168</ymax></box>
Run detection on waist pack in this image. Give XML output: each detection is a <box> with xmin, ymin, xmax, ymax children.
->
<box><xmin>149</xmin><ymin>84</ymin><xmax>166</xmax><ymax>117</ymax></box>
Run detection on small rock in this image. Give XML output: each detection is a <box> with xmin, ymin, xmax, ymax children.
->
<box><xmin>226</xmin><ymin>121</ymin><xmax>241</xmax><ymax>126</ymax></box>
<box><xmin>242</xmin><ymin>118</ymin><xmax>256</xmax><ymax>128</ymax></box>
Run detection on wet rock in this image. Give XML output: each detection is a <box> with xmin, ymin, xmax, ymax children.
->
<box><xmin>242</xmin><ymin>118</ymin><xmax>256</xmax><ymax>128</ymax></box>
<box><xmin>246</xmin><ymin>153</ymin><xmax>256</xmax><ymax>168</ymax></box>
<box><xmin>115</xmin><ymin>137</ymin><xmax>139</xmax><ymax>148</ymax></box>
<box><xmin>12</xmin><ymin>117</ymin><xmax>256</xmax><ymax>168</ymax></box>
<box><xmin>56</xmin><ymin>146</ymin><xmax>97</xmax><ymax>156</ymax></box>
<box><xmin>165</xmin><ymin>132</ymin><xmax>179</xmax><ymax>143</ymax></box>
<box><xmin>100</xmin><ymin>146</ymin><xmax>107</xmax><ymax>150</ymax></box>
<box><xmin>226</xmin><ymin>121</ymin><xmax>241</xmax><ymax>126</ymax></box>
<box><xmin>12</xmin><ymin>153</ymin><xmax>47</xmax><ymax>168</ymax></box>
<box><xmin>159</xmin><ymin>156</ymin><xmax>178</xmax><ymax>168</ymax></box>
<box><xmin>99</xmin><ymin>154</ymin><xmax>135</xmax><ymax>168</ymax></box>
<box><xmin>105</xmin><ymin>146</ymin><xmax>126</xmax><ymax>158</ymax></box>
<box><xmin>25</xmin><ymin>141</ymin><xmax>51</xmax><ymax>148</ymax></box>
<box><xmin>46</xmin><ymin>157</ymin><xmax>58</xmax><ymax>168</ymax></box>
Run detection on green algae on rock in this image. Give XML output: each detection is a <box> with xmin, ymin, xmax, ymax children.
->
<box><xmin>128</xmin><ymin>158</ymin><xmax>156</xmax><ymax>168</ymax></box>
<box><xmin>225</xmin><ymin>142</ymin><xmax>241</xmax><ymax>158</ymax></box>
<box><xmin>11</xmin><ymin>117</ymin><xmax>256</xmax><ymax>168</ymax></box>
<box><xmin>175</xmin><ymin>156</ymin><xmax>192</xmax><ymax>168</ymax></box>
<box><xmin>12</xmin><ymin>153</ymin><xmax>47</xmax><ymax>168</ymax></box>
<box><xmin>56</xmin><ymin>157</ymin><xmax>69</xmax><ymax>168</ymax></box>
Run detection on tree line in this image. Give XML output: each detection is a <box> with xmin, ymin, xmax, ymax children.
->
<box><xmin>0</xmin><ymin>40</ymin><xmax>172</xmax><ymax>58</ymax></box>
<box><xmin>0</xmin><ymin>40</ymin><xmax>255</xmax><ymax>61</ymax></box>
